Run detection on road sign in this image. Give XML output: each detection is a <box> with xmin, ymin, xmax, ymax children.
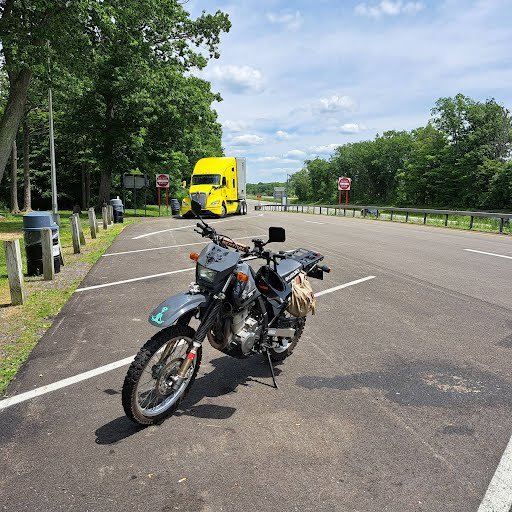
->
<box><xmin>156</xmin><ymin>174</ymin><xmax>170</xmax><ymax>189</ymax></box>
<box><xmin>123</xmin><ymin>174</ymin><xmax>148</xmax><ymax>190</ymax></box>
<box><xmin>338</xmin><ymin>177</ymin><xmax>351</xmax><ymax>191</ymax></box>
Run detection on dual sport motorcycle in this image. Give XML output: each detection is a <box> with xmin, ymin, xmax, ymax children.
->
<box><xmin>122</xmin><ymin>200</ymin><xmax>330</xmax><ymax>425</ymax></box>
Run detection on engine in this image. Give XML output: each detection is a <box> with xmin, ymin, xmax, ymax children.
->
<box><xmin>207</xmin><ymin>307</ymin><xmax>262</xmax><ymax>358</ymax></box>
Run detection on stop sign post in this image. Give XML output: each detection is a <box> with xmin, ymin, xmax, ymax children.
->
<box><xmin>338</xmin><ymin>177</ymin><xmax>351</xmax><ymax>206</ymax></box>
<box><xmin>156</xmin><ymin>174</ymin><xmax>170</xmax><ymax>216</ymax></box>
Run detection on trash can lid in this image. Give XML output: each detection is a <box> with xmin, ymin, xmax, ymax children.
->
<box><xmin>23</xmin><ymin>211</ymin><xmax>59</xmax><ymax>231</ymax></box>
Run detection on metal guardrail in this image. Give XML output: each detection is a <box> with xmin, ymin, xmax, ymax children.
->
<box><xmin>255</xmin><ymin>203</ymin><xmax>512</xmax><ymax>234</ymax></box>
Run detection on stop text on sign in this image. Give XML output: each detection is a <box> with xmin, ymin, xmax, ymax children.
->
<box><xmin>338</xmin><ymin>177</ymin><xmax>351</xmax><ymax>191</ymax></box>
<box><xmin>156</xmin><ymin>174</ymin><xmax>170</xmax><ymax>189</ymax></box>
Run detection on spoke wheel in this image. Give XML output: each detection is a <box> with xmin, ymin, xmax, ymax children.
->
<box><xmin>269</xmin><ymin>317</ymin><xmax>306</xmax><ymax>362</ymax></box>
<box><xmin>122</xmin><ymin>325</ymin><xmax>201</xmax><ymax>425</ymax></box>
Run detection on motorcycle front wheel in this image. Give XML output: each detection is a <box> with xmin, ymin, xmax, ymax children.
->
<box><xmin>122</xmin><ymin>325</ymin><xmax>201</xmax><ymax>426</ymax></box>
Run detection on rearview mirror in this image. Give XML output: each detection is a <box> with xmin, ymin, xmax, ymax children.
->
<box><xmin>268</xmin><ymin>226</ymin><xmax>285</xmax><ymax>243</ymax></box>
<box><xmin>191</xmin><ymin>199</ymin><xmax>202</xmax><ymax>216</ymax></box>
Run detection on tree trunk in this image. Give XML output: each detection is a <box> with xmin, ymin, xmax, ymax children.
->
<box><xmin>81</xmin><ymin>161</ymin><xmax>87</xmax><ymax>209</ymax></box>
<box><xmin>86</xmin><ymin>168</ymin><xmax>91</xmax><ymax>207</ymax></box>
<box><xmin>22</xmin><ymin>120</ymin><xmax>31</xmax><ymax>211</ymax></box>
<box><xmin>97</xmin><ymin>97</ymin><xmax>115</xmax><ymax>208</ymax></box>
<box><xmin>0</xmin><ymin>67</ymin><xmax>32</xmax><ymax>186</ymax></box>
<box><xmin>10</xmin><ymin>139</ymin><xmax>20</xmax><ymax>213</ymax></box>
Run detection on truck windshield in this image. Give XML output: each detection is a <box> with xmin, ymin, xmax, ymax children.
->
<box><xmin>191</xmin><ymin>174</ymin><xmax>221</xmax><ymax>185</ymax></box>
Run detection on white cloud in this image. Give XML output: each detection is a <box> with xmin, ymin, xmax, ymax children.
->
<box><xmin>318</xmin><ymin>95</ymin><xmax>357</xmax><ymax>113</ymax></box>
<box><xmin>339</xmin><ymin>123</ymin><xmax>366</xmax><ymax>134</ymax></box>
<box><xmin>284</xmin><ymin>149</ymin><xmax>307</xmax><ymax>159</ymax></box>
<box><xmin>308</xmin><ymin>144</ymin><xmax>339</xmax><ymax>155</ymax></box>
<box><xmin>267</xmin><ymin>10</ymin><xmax>303</xmax><ymax>30</ymax></box>
<box><xmin>204</xmin><ymin>65</ymin><xmax>265</xmax><ymax>94</ymax></box>
<box><xmin>276</xmin><ymin>130</ymin><xmax>292</xmax><ymax>140</ymax></box>
<box><xmin>231</xmin><ymin>134</ymin><xmax>264</xmax><ymax>146</ymax></box>
<box><xmin>222</xmin><ymin>120</ymin><xmax>248</xmax><ymax>132</ymax></box>
<box><xmin>256</xmin><ymin>156</ymin><xmax>301</xmax><ymax>164</ymax></box>
<box><xmin>355</xmin><ymin>1</ymin><xmax>424</xmax><ymax>18</ymax></box>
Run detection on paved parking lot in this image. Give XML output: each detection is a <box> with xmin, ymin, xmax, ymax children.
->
<box><xmin>1</xmin><ymin>207</ymin><xmax>511</xmax><ymax>511</ymax></box>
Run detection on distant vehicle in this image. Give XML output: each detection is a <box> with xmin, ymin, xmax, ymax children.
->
<box><xmin>361</xmin><ymin>207</ymin><xmax>379</xmax><ymax>216</ymax></box>
<box><xmin>181</xmin><ymin>157</ymin><xmax>247</xmax><ymax>218</ymax></box>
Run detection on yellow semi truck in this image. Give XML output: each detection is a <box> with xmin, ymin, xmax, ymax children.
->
<box><xmin>180</xmin><ymin>157</ymin><xmax>248</xmax><ymax>217</ymax></box>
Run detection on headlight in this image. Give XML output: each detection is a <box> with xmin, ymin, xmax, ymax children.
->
<box><xmin>182</xmin><ymin>197</ymin><xmax>190</xmax><ymax>204</ymax></box>
<box><xmin>197</xmin><ymin>263</ymin><xmax>218</xmax><ymax>283</ymax></box>
<box><xmin>210</xmin><ymin>200</ymin><xmax>220</xmax><ymax>206</ymax></box>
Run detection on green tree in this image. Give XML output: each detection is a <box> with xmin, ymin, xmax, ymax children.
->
<box><xmin>431</xmin><ymin>94</ymin><xmax>512</xmax><ymax>206</ymax></box>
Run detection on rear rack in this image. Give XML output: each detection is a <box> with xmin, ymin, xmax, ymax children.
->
<box><xmin>280</xmin><ymin>248</ymin><xmax>323</xmax><ymax>268</ymax></box>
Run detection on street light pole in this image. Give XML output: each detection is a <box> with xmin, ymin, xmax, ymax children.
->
<box><xmin>47</xmin><ymin>41</ymin><xmax>59</xmax><ymax>225</ymax></box>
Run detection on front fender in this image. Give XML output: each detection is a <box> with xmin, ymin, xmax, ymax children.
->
<box><xmin>149</xmin><ymin>292</ymin><xmax>208</xmax><ymax>328</ymax></box>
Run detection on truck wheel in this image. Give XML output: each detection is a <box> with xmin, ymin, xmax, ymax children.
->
<box><xmin>220</xmin><ymin>204</ymin><xmax>227</xmax><ymax>218</ymax></box>
<box><xmin>243</xmin><ymin>202</ymin><xmax>248</xmax><ymax>215</ymax></box>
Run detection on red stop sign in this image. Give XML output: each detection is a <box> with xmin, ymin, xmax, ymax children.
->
<box><xmin>156</xmin><ymin>174</ymin><xmax>170</xmax><ymax>188</ymax></box>
<box><xmin>338</xmin><ymin>177</ymin><xmax>351</xmax><ymax>191</ymax></box>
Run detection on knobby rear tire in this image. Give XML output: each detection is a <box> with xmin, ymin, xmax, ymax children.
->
<box><xmin>122</xmin><ymin>325</ymin><xmax>201</xmax><ymax>426</ymax></box>
<box><xmin>269</xmin><ymin>318</ymin><xmax>306</xmax><ymax>362</ymax></box>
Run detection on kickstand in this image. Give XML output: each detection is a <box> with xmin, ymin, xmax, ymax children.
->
<box><xmin>265</xmin><ymin>350</ymin><xmax>279</xmax><ymax>389</ymax></box>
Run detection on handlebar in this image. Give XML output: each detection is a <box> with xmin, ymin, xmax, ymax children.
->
<box><xmin>191</xmin><ymin>219</ymin><xmax>330</xmax><ymax>274</ymax></box>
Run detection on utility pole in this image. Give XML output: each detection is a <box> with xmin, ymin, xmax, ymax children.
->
<box><xmin>47</xmin><ymin>41</ymin><xmax>59</xmax><ymax>225</ymax></box>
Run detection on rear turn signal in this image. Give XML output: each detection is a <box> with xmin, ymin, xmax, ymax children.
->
<box><xmin>190</xmin><ymin>252</ymin><xmax>199</xmax><ymax>261</ymax></box>
<box><xmin>236</xmin><ymin>272</ymin><xmax>249</xmax><ymax>282</ymax></box>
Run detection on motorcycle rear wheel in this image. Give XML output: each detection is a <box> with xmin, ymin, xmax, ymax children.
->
<box><xmin>269</xmin><ymin>317</ymin><xmax>306</xmax><ymax>362</ymax></box>
<box><xmin>122</xmin><ymin>325</ymin><xmax>201</xmax><ymax>426</ymax></box>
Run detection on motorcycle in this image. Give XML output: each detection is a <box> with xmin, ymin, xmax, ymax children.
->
<box><xmin>122</xmin><ymin>200</ymin><xmax>331</xmax><ymax>426</ymax></box>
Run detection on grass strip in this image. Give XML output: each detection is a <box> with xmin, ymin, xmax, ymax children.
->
<box><xmin>0</xmin><ymin>212</ymin><xmax>138</xmax><ymax>396</ymax></box>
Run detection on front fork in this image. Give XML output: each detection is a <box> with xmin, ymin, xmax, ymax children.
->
<box><xmin>170</xmin><ymin>277</ymin><xmax>233</xmax><ymax>390</ymax></box>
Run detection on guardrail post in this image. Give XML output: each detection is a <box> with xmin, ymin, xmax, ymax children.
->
<box><xmin>363</xmin><ymin>209</ymin><xmax>367</xmax><ymax>218</ymax></box>
<box><xmin>70</xmin><ymin>215</ymin><xmax>81</xmax><ymax>254</ymax></box>
<box><xmin>88</xmin><ymin>208</ymin><xmax>97</xmax><ymax>239</ymax></box>
<box><xmin>102</xmin><ymin>206</ymin><xmax>108</xmax><ymax>229</ymax></box>
<box><xmin>423</xmin><ymin>213</ymin><xmax>427</xmax><ymax>225</ymax></box>
<box><xmin>390</xmin><ymin>211</ymin><xmax>394</xmax><ymax>221</ymax></box>
<box><xmin>41</xmin><ymin>227</ymin><xmax>55</xmax><ymax>281</ymax></box>
<box><xmin>469</xmin><ymin>216</ymin><xmax>474</xmax><ymax>230</ymax></box>
<box><xmin>499</xmin><ymin>218</ymin><xmax>504</xmax><ymax>234</ymax></box>
<box><xmin>444</xmin><ymin>214</ymin><xmax>449</xmax><ymax>227</ymax></box>
<box><xmin>405</xmin><ymin>212</ymin><xmax>409</xmax><ymax>222</ymax></box>
<box><xmin>352</xmin><ymin>209</ymin><xmax>355</xmax><ymax>217</ymax></box>
<box><xmin>74</xmin><ymin>213</ymin><xmax>86</xmax><ymax>245</ymax></box>
<box><xmin>4</xmin><ymin>239</ymin><xmax>25</xmax><ymax>305</ymax></box>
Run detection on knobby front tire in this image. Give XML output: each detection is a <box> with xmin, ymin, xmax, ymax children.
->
<box><xmin>122</xmin><ymin>325</ymin><xmax>202</xmax><ymax>426</ymax></box>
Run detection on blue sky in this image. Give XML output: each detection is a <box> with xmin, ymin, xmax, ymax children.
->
<box><xmin>187</xmin><ymin>0</ymin><xmax>512</xmax><ymax>183</ymax></box>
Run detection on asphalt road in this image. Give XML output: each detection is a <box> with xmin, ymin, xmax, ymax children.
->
<box><xmin>1</xmin><ymin>206</ymin><xmax>511</xmax><ymax>512</ymax></box>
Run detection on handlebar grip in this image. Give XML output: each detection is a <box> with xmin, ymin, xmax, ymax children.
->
<box><xmin>320</xmin><ymin>265</ymin><xmax>331</xmax><ymax>273</ymax></box>
<box><xmin>196</xmin><ymin>222</ymin><xmax>203</xmax><ymax>228</ymax></box>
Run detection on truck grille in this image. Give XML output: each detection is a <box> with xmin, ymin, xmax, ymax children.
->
<box><xmin>190</xmin><ymin>192</ymin><xmax>207</xmax><ymax>208</ymax></box>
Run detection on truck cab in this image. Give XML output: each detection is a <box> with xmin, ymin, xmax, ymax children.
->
<box><xmin>180</xmin><ymin>157</ymin><xmax>247</xmax><ymax>217</ymax></box>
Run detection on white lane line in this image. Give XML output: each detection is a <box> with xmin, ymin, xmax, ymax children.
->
<box><xmin>305</xmin><ymin>220</ymin><xmax>325</xmax><ymax>225</ymax></box>
<box><xmin>316</xmin><ymin>276</ymin><xmax>376</xmax><ymax>296</ymax></box>
<box><xmin>0</xmin><ymin>276</ymin><xmax>376</xmax><ymax>411</ymax></box>
<box><xmin>103</xmin><ymin>235</ymin><xmax>261</xmax><ymax>257</ymax></box>
<box><xmin>132</xmin><ymin>218</ymin><xmax>240</xmax><ymax>240</ymax></box>
<box><xmin>0</xmin><ymin>356</ymin><xmax>135</xmax><ymax>412</ymax></box>
<box><xmin>75</xmin><ymin>267</ymin><xmax>195</xmax><ymax>292</ymax></box>
<box><xmin>477</xmin><ymin>434</ymin><xmax>512</xmax><ymax>512</ymax></box>
<box><xmin>464</xmin><ymin>249</ymin><xmax>512</xmax><ymax>260</ymax></box>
